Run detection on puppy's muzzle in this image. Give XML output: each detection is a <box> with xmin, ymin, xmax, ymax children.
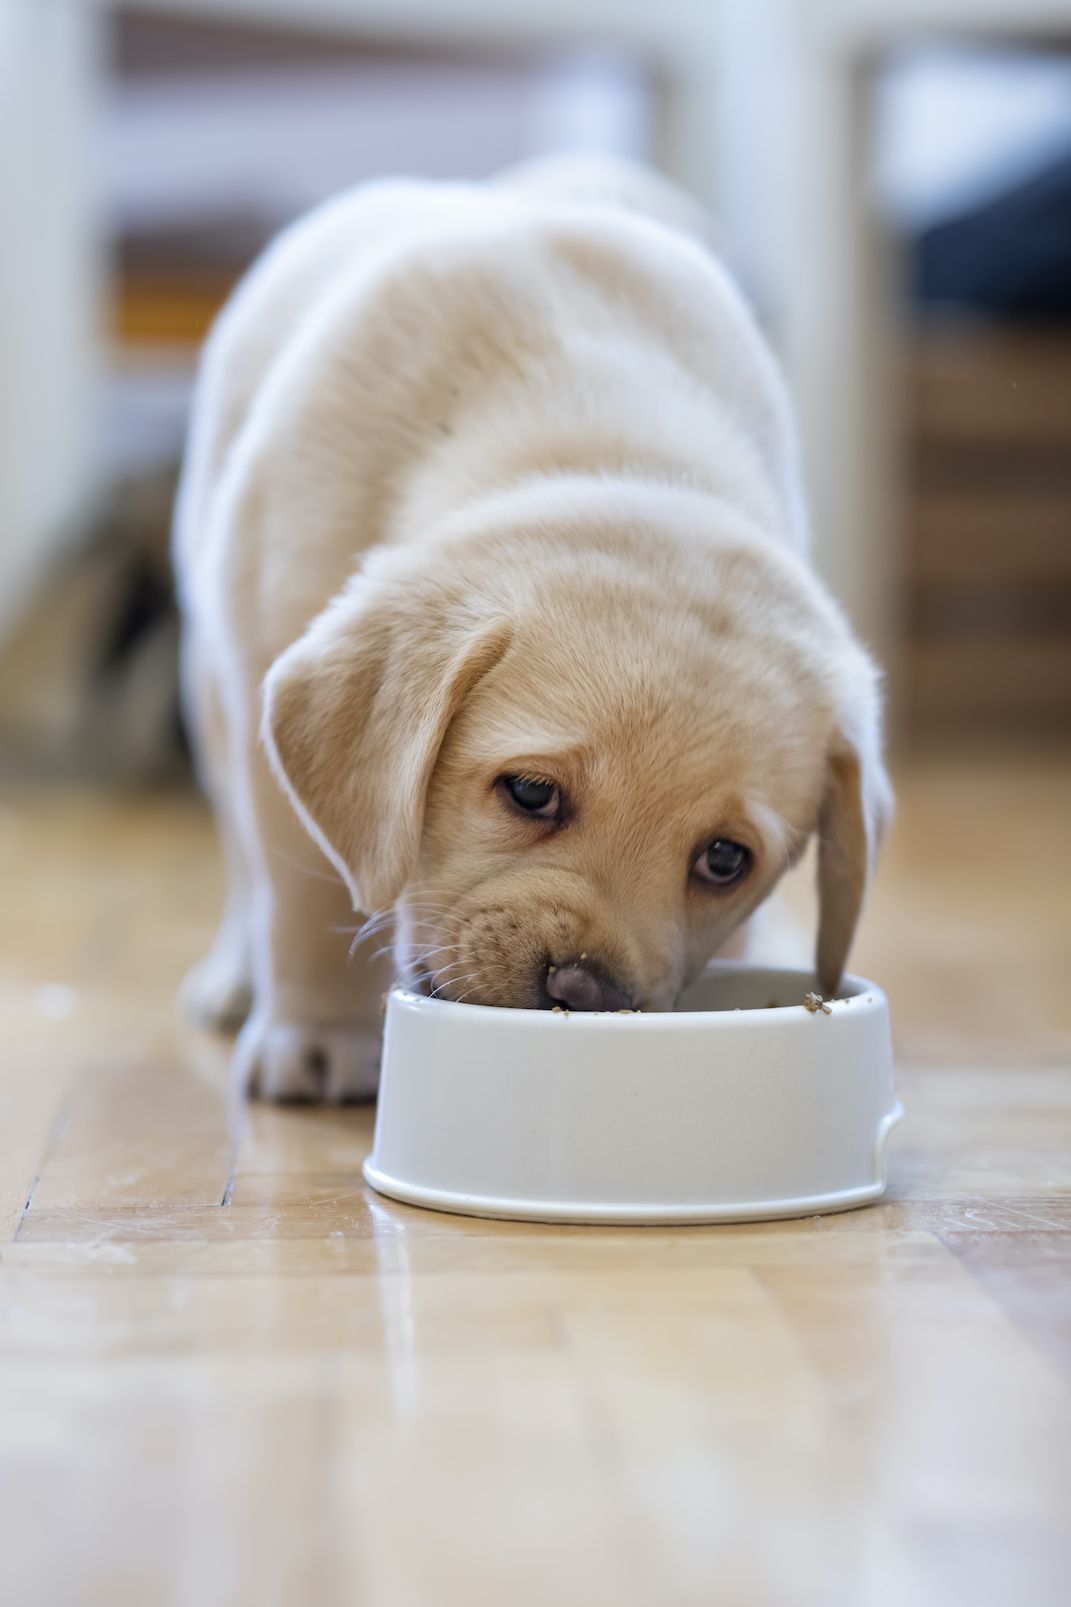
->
<box><xmin>542</xmin><ymin>960</ymin><xmax>632</xmax><ymax>1013</ymax></box>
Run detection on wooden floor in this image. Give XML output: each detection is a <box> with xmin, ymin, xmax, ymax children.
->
<box><xmin>1</xmin><ymin>755</ymin><xmax>1069</xmax><ymax>1606</ymax></box>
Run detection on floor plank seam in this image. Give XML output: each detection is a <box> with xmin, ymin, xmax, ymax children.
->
<box><xmin>15</xmin><ymin>1102</ymin><xmax>74</xmax><ymax>1241</ymax></box>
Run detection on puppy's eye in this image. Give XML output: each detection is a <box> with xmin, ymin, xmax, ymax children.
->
<box><xmin>694</xmin><ymin>838</ymin><xmax>752</xmax><ymax>888</ymax></box>
<box><xmin>500</xmin><ymin>774</ymin><xmax>561</xmax><ymax>820</ymax></box>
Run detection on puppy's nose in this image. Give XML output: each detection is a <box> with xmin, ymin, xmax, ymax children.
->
<box><xmin>544</xmin><ymin>962</ymin><xmax>632</xmax><ymax>1013</ymax></box>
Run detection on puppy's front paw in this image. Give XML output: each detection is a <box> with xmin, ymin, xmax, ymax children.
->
<box><xmin>237</xmin><ymin>1018</ymin><xmax>381</xmax><ymax>1104</ymax></box>
<box><xmin>180</xmin><ymin>950</ymin><xmax>253</xmax><ymax>1032</ymax></box>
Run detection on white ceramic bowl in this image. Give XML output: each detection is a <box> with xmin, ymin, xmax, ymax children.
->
<box><xmin>363</xmin><ymin>962</ymin><xmax>902</xmax><ymax>1225</ymax></box>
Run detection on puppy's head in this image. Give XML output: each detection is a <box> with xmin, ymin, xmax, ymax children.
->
<box><xmin>263</xmin><ymin>518</ymin><xmax>889</xmax><ymax>1009</ymax></box>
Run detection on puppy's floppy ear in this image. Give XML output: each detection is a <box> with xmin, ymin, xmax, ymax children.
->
<box><xmin>815</xmin><ymin>677</ymin><xmax>893</xmax><ymax>995</ymax></box>
<box><xmin>262</xmin><ymin>572</ymin><xmax>511</xmax><ymax>914</ymax></box>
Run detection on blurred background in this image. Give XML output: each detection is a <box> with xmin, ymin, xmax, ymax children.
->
<box><xmin>1</xmin><ymin>0</ymin><xmax>1069</xmax><ymax>1054</ymax></box>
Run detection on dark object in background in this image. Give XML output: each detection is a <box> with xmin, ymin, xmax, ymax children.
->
<box><xmin>903</xmin><ymin>143</ymin><xmax>1071</xmax><ymax>743</ymax></box>
<box><xmin>0</xmin><ymin>465</ymin><xmax>188</xmax><ymax>784</ymax></box>
<box><xmin>94</xmin><ymin>480</ymin><xmax>191</xmax><ymax>773</ymax></box>
<box><xmin>914</xmin><ymin>146</ymin><xmax>1071</xmax><ymax>319</ymax></box>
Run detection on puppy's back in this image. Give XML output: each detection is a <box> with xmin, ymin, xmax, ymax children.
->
<box><xmin>494</xmin><ymin>152</ymin><xmax>711</xmax><ymax>245</ymax></box>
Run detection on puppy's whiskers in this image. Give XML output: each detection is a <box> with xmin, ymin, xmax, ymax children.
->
<box><xmin>344</xmin><ymin>901</ymin><xmax>453</xmax><ymax>964</ymax></box>
<box><xmin>434</xmin><ymin>977</ymin><xmax>481</xmax><ymax>1000</ymax></box>
<box><xmin>347</xmin><ymin>911</ymin><xmax>395</xmax><ymax>964</ymax></box>
<box><xmin>403</xmin><ymin>946</ymin><xmax>480</xmax><ymax>1000</ymax></box>
<box><xmin>428</xmin><ymin>970</ymin><xmax>482</xmax><ymax>999</ymax></box>
<box><xmin>369</xmin><ymin>925</ymin><xmax>456</xmax><ymax>957</ymax></box>
<box><xmin>451</xmin><ymin>983</ymin><xmax>488</xmax><ymax>1005</ymax></box>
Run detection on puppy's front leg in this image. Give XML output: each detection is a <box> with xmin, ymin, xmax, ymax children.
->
<box><xmin>237</xmin><ymin>744</ymin><xmax>392</xmax><ymax>1103</ymax></box>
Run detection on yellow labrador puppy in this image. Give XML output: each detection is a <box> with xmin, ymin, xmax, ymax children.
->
<box><xmin>175</xmin><ymin>156</ymin><xmax>890</xmax><ymax>1102</ymax></box>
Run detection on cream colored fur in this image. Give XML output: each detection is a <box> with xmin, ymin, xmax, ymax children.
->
<box><xmin>174</xmin><ymin>155</ymin><xmax>890</xmax><ymax>1102</ymax></box>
